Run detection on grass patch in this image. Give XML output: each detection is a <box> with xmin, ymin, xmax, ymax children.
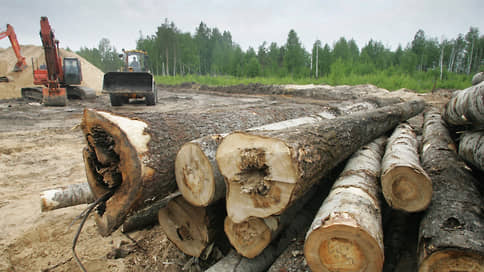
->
<box><xmin>155</xmin><ymin>72</ymin><xmax>472</xmax><ymax>93</ymax></box>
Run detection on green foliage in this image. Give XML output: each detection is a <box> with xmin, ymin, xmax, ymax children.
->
<box><xmin>77</xmin><ymin>38</ymin><xmax>123</xmax><ymax>72</ymax></box>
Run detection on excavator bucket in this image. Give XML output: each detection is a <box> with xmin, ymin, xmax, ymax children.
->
<box><xmin>103</xmin><ymin>72</ymin><xmax>153</xmax><ymax>94</ymax></box>
<box><xmin>42</xmin><ymin>87</ymin><xmax>67</xmax><ymax>106</ymax></box>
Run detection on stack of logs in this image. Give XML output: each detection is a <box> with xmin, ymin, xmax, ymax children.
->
<box><xmin>41</xmin><ymin>84</ymin><xmax>484</xmax><ymax>271</ymax></box>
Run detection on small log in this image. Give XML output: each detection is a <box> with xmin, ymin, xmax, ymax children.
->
<box><xmin>304</xmin><ymin>137</ymin><xmax>386</xmax><ymax>272</ymax></box>
<box><xmin>458</xmin><ymin>131</ymin><xmax>484</xmax><ymax>171</ymax></box>
<box><xmin>81</xmin><ymin>103</ymin><xmax>337</xmax><ymax>235</ymax></box>
<box><xmin>158</xmin><ymin>196</ymin><xmax>225</xmax><ymax>257</ymax></box>
<box><xmin>381</xmin><ymin>122</ymin><xmax>432</xmax><ymax>212</ymax></box>
<box><xmin>442</xmin><ymin>81</ymin><xmax>484</xmax><ymax>128</ymax></box>
<box><xmin>472</xmin><ymin>71</ymin><xmax>484</xmax><ymax>86</ymax></box>
<box><xmin>40</xmin><ymin>183</ymin><xmax>95</xmax><ymax>212</ymax></box>
<box><xmin>121</xmin><ymin>191</ymin><xmax>181</xmax><ymax>233</ymax></box>
<box><xmin>176</xmin><ymin>102</ymin><xmax>377</xmax><ymax>207</ymax></box>
<box><xmin>418</xmin><ymin>110</ymin><xmax>484</xmax><ymax>272</ymax></box>
<box><xmin>217</xmin><ymin>100</ymin><xmax>424</xmax><ymax>223</ymax></box>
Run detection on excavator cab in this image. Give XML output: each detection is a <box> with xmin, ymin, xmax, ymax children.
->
<box><xmin>63</xmin><ymin>58</ymin><xmax>82</xmax><ymax>85</ymax></box>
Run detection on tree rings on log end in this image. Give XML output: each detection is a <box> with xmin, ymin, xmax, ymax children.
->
<box><xmin>224</xmin><ymin>216</ymin><xmax>273</xmax><ymax>259</ymax></box>
<box><xmin>304</xmin><ymin>224</ymin><xmax>383</xmax><ymax>272</ymax></box>
<box><xmin>381</xmin><ymin>166</ymin><xmax>432</xmax><ymax>212</ymax></box>
<box><xmin>158</xmin><ymin>196</ymin><xmax>211</xmax><ymax>257</ymax></box>
<box><xmin>216</xmin><ymin>132</ymin><xmax>298</xmax><ymax>223</ymax></box>
<box><xmin>419</xmin><ymin>249</ymin><xmax>483</xmax><ymax>272</ymax></box>
<box><xmin>175</xmin><ymin>142</ymin><xmax>215</xmax><ymax>207</ymax></box>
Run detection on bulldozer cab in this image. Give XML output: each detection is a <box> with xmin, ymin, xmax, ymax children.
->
<box><xmin>123</xmin><ymin>50</ymin><xmax>149</xmax><ymax>72</ymax></box>
<box><xmin>63</xmin><ymin>57</ymin><xmax>82</xmax><ymax>85</ymax></box>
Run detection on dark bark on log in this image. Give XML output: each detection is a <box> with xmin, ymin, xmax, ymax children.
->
<box><xmin>304</xmin><ymin>137</ymin><xmax>387</xmax><ymax>272</ymax></box>
<box><xmin>121</xmin><ymin>191</ymin><xmax>181</xmax><ymax>233</ymax></box>
<box><xmin>418</xmin><ymin>110</ymin><xmax>484</xmax><ymax>272</ymax></box>
<box><xmin>157</xmin><ymin>196</ymin><xmax>226</xmax><ymax>257</ymax></box>
<box><xmin>381</xmin><ymin>122</ymin><xmax>432</xmax><ymax>212</ymax></box>
<box><xmin>442</xmin><ymin>81</ymin><xmax>484</xmax><ymax>129</ymax></box>
<box><xmin>40</xmin><ymin>183</ymin><xmax>95</xmax><ymax>212</ymax></box>
<box><xmin>458</xmin><ymin>131</ymin><xmax>484</xmax><ymax>172</ymax></box>
<box><xmin>81</xmin><ymin>103</ymin><xmax>333</xmax><ymax>236</ymax></box>
<box><xmin>217</xmin><ymin>100</ymin><xmax>424</xmax><ymax>223</ymax></box>
<box><xmin>176</xmin><ymin>102</ymin><xmax>377</xmax><ymax>207</ymax></box>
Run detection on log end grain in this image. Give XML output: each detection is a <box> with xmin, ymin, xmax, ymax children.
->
<box><xmin>216</xmin><ymin>132</ymin><xmax>298</xmax><ymax>223</ymax></box>
<box><xmin>175</xmin><ymin>142</ymin><xmax>215</xmax><ymax>207</ymax></box>
<box><xmin>158</xmin><ymin>196</ymin><xmax>210</xmax><ymax>257</ymax></box>
<box><xmin>224</xmin><ymin>216</ymin><xmax>272</xmax><ymax>259</ymax></box>
<box><xmin>304</xmin><ymin>223</ymin><xmax>383</xmax><ymax>272</ymax></box>
<box><xmin>382</xmin><ymin>166</ymin><xmax>432</xmax><ymax>212</ymax></box>
<box><xmin>418</xmin><ymin>249</ymin><xmax>483</xmax><ymax>272</ymax></box>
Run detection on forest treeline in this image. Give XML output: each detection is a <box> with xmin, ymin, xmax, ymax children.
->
<box><xmin>77</xmin><ymin>19</ymin><xmax>483</xmax><ymax>91</ymax></box>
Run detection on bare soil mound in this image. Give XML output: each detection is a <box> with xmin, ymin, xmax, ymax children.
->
<box><xmin>0</xmin><ymin>45</ymin><xmax>103</xmax><ymax>99</ymax></box>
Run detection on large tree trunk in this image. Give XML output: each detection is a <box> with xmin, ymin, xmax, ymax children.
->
<box><xmin>40</xmin><ymin>183</ymin><xmax>95</xmax><ymax>212</ymax></box>
<box><xmin>157</xmin><ymin>196</ymin><xmax>225</xmax><ymax>258</ymax></box>
<box><xmin>176</xmin><ymin>102</ymin><xmax>377</xmax><ymax>207</ymax></box>
<box><xmin>81</xmin><ymin>103</ymin><xmax>334</xmax><ymax>236</ymax></box>
<box><xmin>304</xmin><ymin>137</ymin><xmax>386</xmax><ymax>272</ymax></box>
<box><xmin>418</xmin><ymin>110</ymin><xmax>483</xmax><ymax>272</ymax></box>
<box><xmin>442</xmin><ymin>81</ymin><xmax>484</xmax><ymax>128</ymax></box>
<box><xmin>458</xmin><ymin>131</ymin><xmax>484</xmax><ymax>171</ymax></box>
<box><xmin>216</xmin><ymin>100</ymin><xmax>424</xmax><ymax>223</ymax></box>
<box><xmin>381</xmin><ymin>122</ymin><xmax>432</xmax><ymax>212</ymax></box>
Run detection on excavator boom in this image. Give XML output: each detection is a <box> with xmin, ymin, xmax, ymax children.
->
<box><xmin>0</xmin><ymin>24</ymin><xmax>27</xmax><ymax>72</ymax></box>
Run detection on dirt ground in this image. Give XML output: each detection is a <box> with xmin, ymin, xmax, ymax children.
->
<box><xmin>0</xmin><ymin>85</ymin><xmax>451</xmax><ymax>272</ymax></box>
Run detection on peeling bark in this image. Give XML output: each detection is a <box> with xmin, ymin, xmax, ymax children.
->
<box><xmin>442</xmin><ymin>81</ymin><xmax>484</xmax><ymax>128</ymax></box>
<box><xmin>304</xmin><ymin>137</ymin><xmax>387</xmax><ymax>272</ymax></box>
<box><xmin>418</xmin><ymin>110</ymin><xmax>484</xmax><ymax>272</ymax></box>
<box><xmin>217</xmin><ymin>100</ymin><xmax>424</xmax><ymax>223</ymax></box>
<box><xmin>381</xmin><ymin>122</ymin><xmax>432</xmax><ymax>212</ymax></box>
<box><xmin>81</xmin><ymin>103</ymin><xmax>338</xmax><ymax>235</ymax></box>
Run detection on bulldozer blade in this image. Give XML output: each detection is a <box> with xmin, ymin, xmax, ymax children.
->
<box><xmin>103</xmin><ymin>72</ymin><xmax>153</xmax><ymax>94</ymax></box>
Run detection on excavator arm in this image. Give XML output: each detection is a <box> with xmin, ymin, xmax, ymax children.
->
<box><xmin>0</xmin><ymin>24</ymin><xmax>27</xmax><ymax>72</ymax></box>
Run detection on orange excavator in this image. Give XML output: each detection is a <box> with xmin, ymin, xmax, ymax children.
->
<box><xmin>0</xmin><ymin>24</ymin><xmax>27</xmax><ymax>72</ymax></box>
<box><xmin>21</xmin><ymin>16</ymin><xmax>95</xmax><ymax>106</ymax></box>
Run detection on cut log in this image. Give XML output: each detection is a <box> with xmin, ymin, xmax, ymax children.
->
<box><xmin>157</xmin><ymin>196</ymin><xmax>225</xmax><ymax>257</ymax></box>
<box><xmin>442</xmin><ymin>81</ymin><xmax>484</xmax><ymax>128</ymax></box>
<box><xmin>176</xmin><ymin>102</ymin><xmax>377</xmax><ymax>207</ymax></box>
<box><xmin>472</xmin><ymin>71</ymin><xmax>484</xmax><ymax>86</ymax></box>
<box><xmin>40</xmin><ymin>182</ymin><xmax>95</xmax><ymax>212</ymax></box>
<box><xmin>418</xmin><ymin>110</ymin><xmax>484</xmax><ymax>272</ymax></box>
<box><xmin>81</xmin><ymin>103</ymin><xmax>338</xmax><ymax>235</ymax></box>
<box><xmin>224</xmin><ymin>184</ymin><xmax>317</xmax><ymax>258</ymax></box>
<box><xmin>121</xmin><ymin>191</ymin><xmax>181</xmax><ymax>233</ymax></box>
<box><xmin>304</xmin><ymin>137</ymin><xmax>386</xmax><ymax>272</ymax></box>
<box><xmin>381</xmin><ymin>122</ymin><xmax>432</xmax><ymax>212</ymax></box>
<box><xmin>216</xmin><ymin>100</ymin><xmax>424</xmax><ymax>223</ymax></box>
<box><xmin>458</xmin><ymin>131</ymin><xmax>484</xmax><ymax>171</ymax></box>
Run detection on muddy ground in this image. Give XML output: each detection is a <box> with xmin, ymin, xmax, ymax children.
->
<box><xmin>0</xmin><ymin>85</ymin><xmax>451</xmax><ymax>272</ymax></box>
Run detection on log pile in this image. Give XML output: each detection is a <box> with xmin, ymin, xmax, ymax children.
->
<box><xmin>39</xmin><ymin>82</ymin><xmax>484</xmax><ymax>271</ymax></box>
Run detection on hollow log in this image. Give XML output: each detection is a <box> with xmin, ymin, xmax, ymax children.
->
<box><xmin>40</xmin><ymin>183</ymin><xmax>95</xmax><ymax>212</ymax></box>
<box><xmin>157</xmin><ymin>196</ymin><xmax>225</xmax><ymax>257</ymax></box>
<box><xmin>216</xmin><ymin>100</ymin><xmax>424</xmax><ymax>223</ymax></box>
<box><xmin>418</xmin><ymin>110</ymin><xmax>484</xmax><ymax>272</ymax></box>
<box><xmin>442</xmin><ymin>81</ymin><xmax>484</xmax><ymax>128</ymax></box>
<box><xmin>458</xmin><ymin>131</ymin><xmax>484</xmax><ymax>171</ymax></box>
<box><xmin>81</xmin><ymin>103</ymin><xmax>337</xmax><ymax>235</ymax></box>
<box><xmin>304</xmin><ymin>137</ymin><xmax>386</xmax><ymax>272</ymax></box>
<box><xmin>381</xmin><ymin>122</ymin><xmax>432</xmax><ymax>212</ymax></box>
<box><xmin>175</xmin><ymin>102</ymin><xmax>377</xmax><ymax>207</ymax></box>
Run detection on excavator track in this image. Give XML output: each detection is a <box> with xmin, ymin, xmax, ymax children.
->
<box><xmin>20</xmin><ymin>87</ymin><xmax>43</xmax><ymax>102</ymax></box>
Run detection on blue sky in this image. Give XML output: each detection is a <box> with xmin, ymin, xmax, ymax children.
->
<box><xmin>2</xmin><ymin>0</ymin><xmax>483</xmax><ymax>52</ymax></box>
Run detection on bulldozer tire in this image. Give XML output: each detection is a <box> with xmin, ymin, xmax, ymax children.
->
<box><xmin>145</xmin><ymin>89</ymin><xmax>157</xmax><ymax>106</ymax></box>
<box><xmin>110</xmin><ymin>94</ymin><xmax>123</xmax><ymax>106</ymax></box>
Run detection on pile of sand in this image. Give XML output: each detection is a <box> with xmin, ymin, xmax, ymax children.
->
<box><xmin>0</xmin><ymin>45</ymin><xmax>104</xmax><ymax>99</ymax></box>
